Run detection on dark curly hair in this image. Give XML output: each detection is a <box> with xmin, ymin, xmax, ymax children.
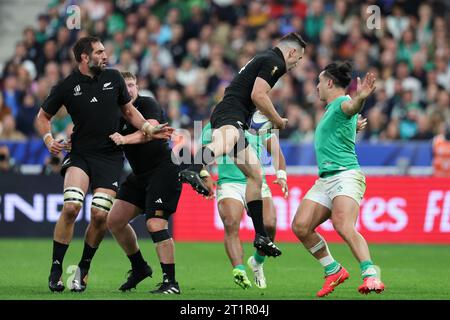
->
<box><xmin>323</xmin><ymin>61</ymin><xmax>353</xmax><ymax>88</ymax></box>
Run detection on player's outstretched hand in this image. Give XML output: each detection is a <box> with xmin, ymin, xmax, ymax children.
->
<box><xmin>273</xmin><ymin>178</ymin><xmax>289</xmax><ymax>198</ymax></box>
<box><xmin>109</xmin><ymin>132</ymin><xmax>126</xmax><ymax>145</ymax></box>
<box><xmin>357</xmin><ymin>72</ymin><xmax>377</xmax><ymax>99</ymax></box>
<box><xmin>149</xmin><ymin>122</ymin><xmax>175</xmax><ymax>140</ymax></box>
<box><xmin>356</xmin><ymin>115</ymin><xmax>367</xmax><ymax>133</ymax></box>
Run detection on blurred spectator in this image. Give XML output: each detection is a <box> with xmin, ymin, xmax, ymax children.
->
<box><xmin>386</xmin><ymin>5</ymin><xmax>409</xmax><ymax>40</ymax></box>
<box><xmin>362</xmin><ymin>107</ymin><xmax>387</xmax><ymax>142</ymax></box>
<box><xmin>41</xmin><ymin>153</ymin><xmax>63</xmax><ymax>176</ymax></box>
<box><xmin>176</xmin><ymin>56</ymin><xmax>201</xmax><ymax>87</ymax></box>
<box><xmin>22</xmin><ymin>26</ymin><xmax>40</xmax><ymax>63</ymax></box>
<box><xmin>397</xmin><ymin>28</ymin><xmax>420</xmax><ymax>68</ymax></box>
<box><xmin>2</xmin><ymin>41</ymin><xmax>28</xmax><ymax>77</ymax></box>
<box><xmin>35</xmin><ymin>39</ymin><xmax>59</xmax><ymax>75</ymax></box>
<box><xmin>289</xmin><ymin>110</ymin><xmax>315</xmax><ymax>144</ymax></box>
<box><xmin>412</xmin><ymin>114</ymin><xmax>434</xmax><ymax>140</ymax></box>
<box><xmin>426</xmin><ymin>90</ymin><xmax>450</xmax><ymax>129</ymax></box>
<box><xmin>332</xmin><ymin>0</ymin><xmax>354</xmax><ymax>42</ymax></box>
<box><xmin>0</xmin><ymin>145</ymin><xmax>18</xmax><ymax>173</ymax></box>
<box><xmin>0</xmin><ymin>92</ymin><xmax>12</xmax><ymax>122</ymax></box>
<box><xmin>381</xmin><ymin>119</ymin><xmax>400</xmax><ymax>141</ymax></box>
<box><xmin>0</xmin><ymin>114</ymin><xmax>26</xmax><ymax>141</ymax></box>
<box><xmin>304</xmin><ymin>0</ymin><xmax>325</xmax><ymax>44</ymax></box>
<box><xmin>2</xmin><ymin>75</ymin><xmax>21</xmax><ymax>118</ymax></box>
<box><xmin>432</xmin><ymin>123</ymin><xmax>450</xmax><ymax>177</ymax></box>
<box><xmin>16</xmin><ymin>93</ymin><xmax>39</xmax><ymax>137</ymax></box>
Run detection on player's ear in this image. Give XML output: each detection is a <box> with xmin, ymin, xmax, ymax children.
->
<box><xmin>81</xmin><ymin>52</ymin><xmax>89</xmax><ymax>63</ymax></box>
<box><xmin>289</xmin><ymin>48</ymin><xmax>296</xmax><ymax>57</ymax></box>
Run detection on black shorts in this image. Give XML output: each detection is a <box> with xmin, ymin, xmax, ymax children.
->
<box><xmin>117</xmin><ymin>162</ymin><xmax>182</xmax><ymax>220</ymax></box>
<box><xmin>61</xmin><ymin>151</ymin><xmax>123</xmax><ymax>192</ymax></box>
<box><xmin>210</xmin><ymin>99</ymin><xmax>250</xmax><ymax>153</ymax></box>
<box><xmin>210</xmin><ymin>98</ymin><xmax>251</xmax><ymax>130</ymax></box>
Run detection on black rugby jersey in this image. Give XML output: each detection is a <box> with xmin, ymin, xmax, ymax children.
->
<box><xmin>223</xmin><ymin>47</ymin><xmax>287</xmax><ymax>113</ymax></box>
<box><xmin>119</xmin><ymin>95</ymin><xmax>172</xmax><ymax>175</ymax></box>
<box><xmin>42</xmin><ymin>68</ymin><xmax>131</xmax><ymax>154</ymax></box>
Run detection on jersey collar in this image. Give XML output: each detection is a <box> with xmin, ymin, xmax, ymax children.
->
<box><xmin>325</xmin><ymin>95</ymin><xmax>349</xmax><ymax>110</ymax></box>
<box><xmin>272</xmin><ymin>47</ymin><xmax>286</xmax><ymax>69</ymax></box>
<box><xmin>74</xmin><ymin>67</ymin><xmax>100</xmax><ymax>82</ymax></box>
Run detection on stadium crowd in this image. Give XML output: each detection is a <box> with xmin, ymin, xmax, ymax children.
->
<box><xmin>0</xmin><ymin>0</ymin><xmax>449</xmax><ymax>149</ymax></box>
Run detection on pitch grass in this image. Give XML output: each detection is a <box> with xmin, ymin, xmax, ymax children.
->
<box><xmin>0</xmin><ymin>239</ymin><xmax>449</xmax><ymax>300</ymax></box>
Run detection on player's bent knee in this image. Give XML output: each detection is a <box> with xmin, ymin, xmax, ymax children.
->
<box><xmin>149</xmin><ymin>229</ymin><xmax>172</xmax><ymax>243</ymax></box>
<box><xmin>291</xmin><ymin>222</ymin><xmax>309</xmax><ymax>239</ymax></box>
<box><xmin>90</xmin><ymin>208</ymin><xmax>108</xmax><ymax>226</ymax></box>
<box><xmin>106</xmin><ymin>213</ymin><xmax>125</xmax><ymax>232</ymax></box>
<box><xmin>221</xmin><ymin>216</ymin><xmax>240</xmax><ymax>233</ymax></box>
<box><xmin>62</xmin><ymin>203</ymin><xmax>82</xmax><ymax>222</ymax></box>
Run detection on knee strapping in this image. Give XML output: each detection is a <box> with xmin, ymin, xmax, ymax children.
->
<box><xmin>63</xmin><ymin>187</ymin><xmax>85</xmax><ymax>206</ymax></box>
<box><xmin>150</xmin><ymin>229</ymin><xmax>172</xmax><ymax>243</ymax></box>
<box><xmin>91</xmin><ymin>192</ymin><xmax>115</xmax><ymax>213</ymax></box>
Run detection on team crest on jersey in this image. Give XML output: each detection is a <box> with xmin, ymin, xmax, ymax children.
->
<box><xmin>271</xmin><ymin>66</ymin><xmax>278</xmax><ymax>76</ymax></box>
<box><xmin>73</xmin><ymin>85</ymin><xmax>82</xmax><ymax>96</ymax></box>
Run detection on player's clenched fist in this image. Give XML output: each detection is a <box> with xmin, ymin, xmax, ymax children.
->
<box><xmin>109</xmin><ymin>132</ymin><xmax>127</xmax><ymax>145</ymax></box>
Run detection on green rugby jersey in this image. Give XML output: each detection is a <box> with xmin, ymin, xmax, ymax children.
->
<box><xmin>314</xmin><ymin>95</ymin><xmax>360</xmax><ymax>177</ymax></box>
<box><xmin>201</xmin><ymin>123</ymin><xmax>270</xmax><ymax>185</ymax></box>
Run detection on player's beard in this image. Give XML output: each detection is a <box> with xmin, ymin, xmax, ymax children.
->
<box><xmin>88</xmin><ymin>59</ymin><xmax>105</xmax><ymax>75</ymax></box>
